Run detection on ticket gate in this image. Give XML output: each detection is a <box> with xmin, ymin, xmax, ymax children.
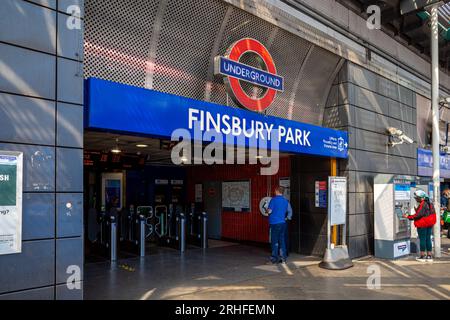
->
<box><xmin>137</xmin><ymin>206</ymin><xmax>155</xmax><ymax>242</ymax></box>
<box><xmin>154</xmin><ymin>205</ymin><xmax>168</xmax><ymax>239</ymax></box>
<box><xmin>95</xmin><ymin>210</ymin><xmax>117</xmax><ymax>261</ymax></box>
<box><xmin>187</xmin><ymin>204</ymin><xmax>208</xmax><ymax>249</ymax></box>
<box><xmin>92</xmin><ymin>206</ymin><xmax>145</xmax><ymax>261</ymax></box>
<box><xmin>110</xmin><ymin>204</ymin><xmax>207</xmax><ymax>254</ymax></box>
<box><xmin>159</xmin><ymin>204</ymin><xmax>186</xmax><ymax>251</ymax></box>
<box><xmin>118</xmin><ymin>206</ymin><xmax>146</xmax><ymax>257</ymax></box>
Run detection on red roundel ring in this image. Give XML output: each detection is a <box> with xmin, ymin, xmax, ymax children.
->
<box><xmin>226</xmin><ymin>38</ymin><xmax>277</xmax><ymax>112</ymax></box>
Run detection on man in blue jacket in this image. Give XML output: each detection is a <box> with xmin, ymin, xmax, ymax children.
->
<box><xmin>266</xmin><ymin>186</ymin><xmax>292</xmax><ymax>264</ymax></box>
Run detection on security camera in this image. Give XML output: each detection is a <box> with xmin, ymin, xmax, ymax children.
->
<box><xmin>387</xmin><ymin>127</ymin><xmax>414</xmax><ymax>146</ymax></box>
<box><xmin>387</xmin><ymin>127</ymin><xmax>403</xmax><ymax>136</ymax></box>
<box><xmin>442</xmin><ymin>146</ymin><xmax>450</xmax><ymax>154</ymax></box>
<box><xmin>440</xmin><ymin>97</ymin><xmax>450</xmax><ymax>104</ymax></box>
<box><xmin>400</xmin><ymin>135</ymin><xmax>414</xmax><ymax>144</ymax></box>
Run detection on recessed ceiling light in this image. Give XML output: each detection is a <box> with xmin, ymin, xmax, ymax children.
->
<box><xmin>111</xmin><ymin>138</ymin><xmax>121</xmax><ymax>153</ymax></box>
<box><xmin>136</xmin><ymin>144</ymin><xmax>148</xmax><ymax>148</ymax></box>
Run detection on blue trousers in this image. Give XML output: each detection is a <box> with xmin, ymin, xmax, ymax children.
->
<box><xmin>270</xmin><ymin>223</ymin><xmax>287</xmax><ymax>262</ymax></box>
<box><xmin>417</xmin><ymin>227</ymin><xmax>433</xmax><ymax>252</ymax></box>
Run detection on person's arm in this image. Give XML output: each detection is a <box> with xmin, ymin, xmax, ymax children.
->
<box><xmin>406</xmin><ymin>202</ymin><xmax>428</xmax><ymax>220</ymax></box>
<box><xmin>286</xmin><ymin>202</ymin><xmax>292</xmax><ymax>221</ymax></box>
<box><xmin>266</xmin><ymin>199</ymin><xmax>274</xmax><ymax>215</ymax></box>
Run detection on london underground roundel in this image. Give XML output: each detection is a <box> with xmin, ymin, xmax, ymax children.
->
<box><xmin>215</xmin><ymin>38</ymin><xmax>284</xmax><ymax>112</ymax></box>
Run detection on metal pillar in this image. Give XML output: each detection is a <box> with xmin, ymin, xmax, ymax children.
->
<box><xmin>330</xmin><ymin>158</ymin><xmax>338</xmax><ymax>245</ymax></box>
<box><xmin>110</xmin><ymin>216</ymin><xmax>117</xmax><ymax>262</ymax></box>
<box><xmin>180</xmin><ymin>213</ymin><xmax>186</xmax><ymax>253</ymax></box>
<box><xmin>139</xmin><ymin>215</ymin><xmax>146</xmax><ymax>257</ymax></box>
<box><xmin>431</xmin><ymin>4</ymin><xmax>442</xmax><ymax>258</ymax></box>
<box><xmin>201</xmin><ymin>212</ymin><xmax>208</xmax><ymax>249</ymax></box>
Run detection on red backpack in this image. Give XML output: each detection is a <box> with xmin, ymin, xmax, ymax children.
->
<box><xmin>415</xmin><ymin>201</ymin><xmax>437</xmax><ymax>228</ymax></box>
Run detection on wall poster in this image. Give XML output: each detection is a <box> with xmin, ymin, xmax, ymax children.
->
<box><xmin>0</xmin><ymin>152</ymin><xmax>23</xmax><ymax>255</ymax></box>
<box><xmin>222</xmin><ymin>180</ymin><xmax>250</xmax><ymax>212</ymax></box>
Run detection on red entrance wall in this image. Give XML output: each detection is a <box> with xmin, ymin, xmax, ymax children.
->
<box><xmin>186</xmin><ymin>157</ymin><xmax>290</xmax><ymax>243</ymax></box>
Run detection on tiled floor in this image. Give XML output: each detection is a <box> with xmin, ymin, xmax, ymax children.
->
<box><xmin>84</xmin><ymin>239</ymin><xmax>450</xmax><ymax>300</ymax></box>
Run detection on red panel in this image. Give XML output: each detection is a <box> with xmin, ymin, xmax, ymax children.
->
<box><xmin>186</xmin><ymin>156</ymin><xmax>290</xmax><ymax>243</ymax></box>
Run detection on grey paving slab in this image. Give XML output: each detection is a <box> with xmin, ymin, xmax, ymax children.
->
<box><xmin>84</xmin><ymin>239</ymin><xmax>450</xmax><ymax>300</ymax></box>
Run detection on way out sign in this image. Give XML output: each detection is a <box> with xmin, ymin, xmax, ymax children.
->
<box><xmin>0</xmin><ymin>152</ymin><xmax>23</xmax><ymax>255</ymax></box>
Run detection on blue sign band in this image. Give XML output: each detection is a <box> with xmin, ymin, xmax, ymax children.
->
<box><xmin>217</xmin><ymin>57</ymin><xmax>284</xmax><ymax>92</ymax></box>
<box><xmin>85</xmin><ymin>78</ymin><xmax>348</xmax><ymax>158</ymax></box>
<box><xmin>417</xmin><ymin>148</ymin><xmax>450</xmax><ymax>178</ymax></box>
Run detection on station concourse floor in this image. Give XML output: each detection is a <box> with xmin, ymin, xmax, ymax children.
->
<box><xmin>84</xmin><ymin>238</ymin><xmax>450</xmax><ymax>300</ymax></box>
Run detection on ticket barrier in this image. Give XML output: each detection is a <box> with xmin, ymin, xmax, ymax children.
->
<box><xmin>187</xmin><ymin>204</ymin><xmax>208</xmax><ymax>249</ymax></box>
<box><xmin>118</xmin><ymin>206</ymin><xmax>146</xmax><ymax>257</ymax></box>
<box><xmin>154</xmin><ymin>205</ymin><xmax>168</xmax><ymax>240</ymax></box>
<box><xmin>94</xmin><ymin>207</ymin><xmax>146</xmax><ymax>261</ymax></box>
<box><xmin>135</xmin><ymin>204</ymin><xmax>188</xmax><ymax>252</ymax></box>
<box><xmin>96</xmin><ymin>209</ymin><xmax>118</xmax><ymax>261</ymax></box>
<box><xmin>137</xmin><ymin>206</ymin><xmax>155</xmax><ymax>243</ymax></box>
<box><xmin>160</xmin><ymin>204</ymin><xmax>186</xmax><ymax>251</ymax></box>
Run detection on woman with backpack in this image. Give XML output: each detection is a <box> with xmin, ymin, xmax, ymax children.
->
<box><xmin>403</xmin><ymin>190</ymin><xmax>437</xmax><ymax>262</ymax></box>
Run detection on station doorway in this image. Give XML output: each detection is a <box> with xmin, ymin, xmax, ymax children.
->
<box><xmin>83</xmin><ymin>131</ymin><xmax>334</xmax><ymax>263</ymax></box>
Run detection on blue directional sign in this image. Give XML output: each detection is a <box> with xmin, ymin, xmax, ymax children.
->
<box><xmin>85</xmin><ymin>78</ymin><xmax>349</xmax><ymax>158</ymax></box>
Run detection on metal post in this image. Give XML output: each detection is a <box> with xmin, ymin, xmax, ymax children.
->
<box><xmin>327</xmin><ymin>177</ymin><xmax>331</xmax><ymax>250</ymax></box>
<box><xmin>99</xmin><ymin>213</ymin><xmax>104</xmax><ymax>245</ymax></box>
<box><xmin>110</xmin><ymin>216</ymin><xmax>117</xmax><ymax>262</ymax></box>
<box><xmin>180</xmin><ymin>213</ymin><xmax>186</xmax><ymax>253</ymax></box>
<box><xmin>190</xmin><ymin>204</ymin><xmax>195</xmax><ymax>236</ymax></box>
<box><xmin>330</xmin><ymin>158</ymin><xmax>338</xmax><ymax>245</ymax></box>
<box><xmin>201</xmin><ymin>212</ymin><xmax>208</xmax><ymax>249</ymax></box>
<box><xmin>431</xmin><ymin>4</ymin><xmax>442</xmax><ymax>258</ymax></box>
<box><xmin>128</xmin><ymin>207</ymin><xmax>134</xmax><ymax>241</ymax></box>
<box><xmin>139</xmin><ymin>215</ymin><xmax>145</xmax><ymax>257</ymax></box>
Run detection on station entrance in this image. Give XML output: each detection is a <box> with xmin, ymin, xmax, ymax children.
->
<box><xmin>83</xmin><ymin>132</ymin><xmax>212</xmax><ymax>262</ymax></box>
<box><xmin>82</xmin><ymin>78</ymin><xmax>349</xmax><ymax>263</ymax></box>
<box><xmin>83</xmin><ymin>131</ymin><xmax>336</xmax><ymax>263</ymax></box>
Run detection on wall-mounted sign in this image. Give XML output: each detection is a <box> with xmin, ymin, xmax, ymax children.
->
<box><xmin>328</xmin><ymin>177</ymin><xmax>347</xmax><ymax>226</ymax></box>
<box><xmin>0</xmin><ymin>152</ymin><xmax>23</xmax><ymax>255</ymax></box>
<box><xmin>86</xmin><ymin>78</ymin><xmax>349</xmax><ymax>159</ymax></box>
<box><xmin>222</xmin><ymin>180</ymin><xmax>250</xmax><ymax>212</ymax></box>
<box><xmin>394</xmin><ymin>182</ymin><xmax>411</xmax><ymax>201</ymax></box>
<box><xmin>171</xmin><ymin>179</ymin><xmax>184</xmax><ymax>185</ymax></box>
<box><xmin>102</xmin><ymin>172</ymin><xmax>123</xmax><ymax>210</ymax></box>
<box><xmin>208</xmin><ymin>188</ymin><xmax>216</xmax><ymax>197</ymax></box>
<box><xmin>417</xmin><ymin>148</ymin><xmax>450</xmax><ymax>178</ymax></box>
<box><xmin>155</xmin><ymin>179</ymin><xmax>169</xmax><ymax>185</ymax></box>
<box><xmin>214</xmin><ymin>38</ymin><xmax>284</xmax><ymax>112</ymax></box>
<box><xmin>315</xmin><ymin>181</ymin><xmax>327</xmax><ymax>208</ymax></box>
<box><xmin>279</xmin><ymin>178</ymin><xmax>290</xmax><ymax>201</ymax></box>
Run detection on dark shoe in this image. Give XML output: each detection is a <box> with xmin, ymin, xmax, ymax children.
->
<box><xmin>266</xmin><ymin>258</ymin><xmax>278</xmax><ymax>265</ymax></box>
<box><xmin>280</xmin><ymin>260</ymin><xmax>287</xmax><ymax>265</ymax></box>
<box><xmin>425</xmin><ymin>255</ymin><xmax>434</xmax><ymax>263</ymax></box>
<box><xmin>416</xmin><ymin>255</ymin><xmax>427</xmax><ymax>262</ymax></box>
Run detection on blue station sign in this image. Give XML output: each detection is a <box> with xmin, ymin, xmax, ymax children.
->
<box><xmin>85</xmin><ymin>78</ymin><xmax>349</xmax><ymax>159</ymax></box>
<box><xmin>417</xmin><ymin>148</ymin><xmax>450</xmax><ymax>178</ymax></box>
